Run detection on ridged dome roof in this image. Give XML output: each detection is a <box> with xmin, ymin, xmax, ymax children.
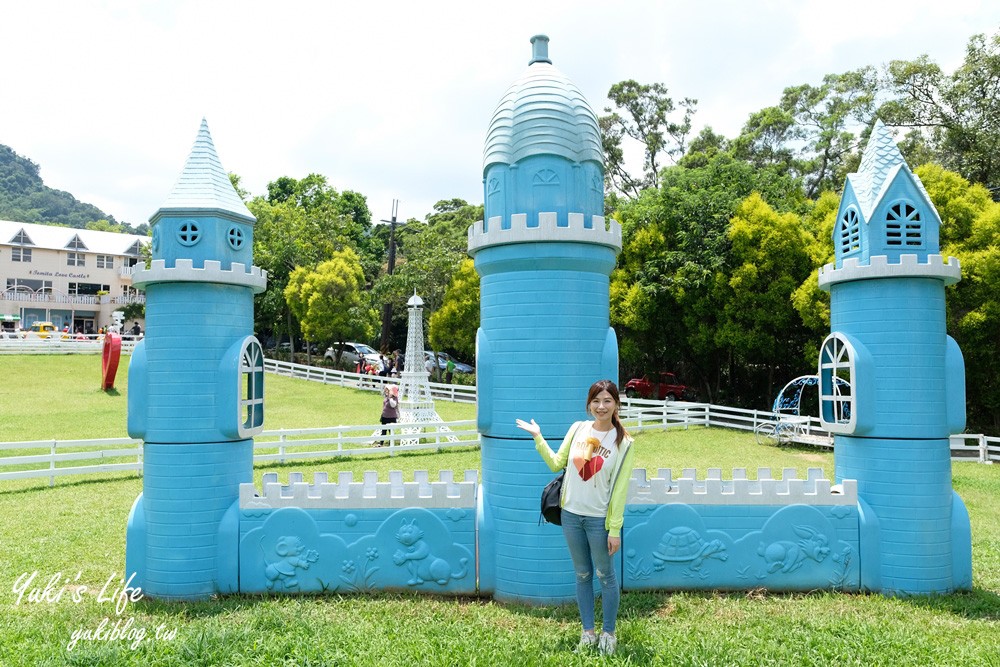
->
<box><xmin>483</xmin><ymin>35</ymin><xmax>604</xmax><ymax>172</ymax></box>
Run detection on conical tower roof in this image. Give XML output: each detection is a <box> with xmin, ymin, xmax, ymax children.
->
<box><xmin>484</xmin><ymin>35</ymin><xmax>604</xmax><ymax>172</ymax></box>
<box><xmin>848</xmin><ymin>119</ymin><xmax>937</xmax><ymax>224</ymax></box>
<box><xmin>152</xmin><ymin>119</ymin><xmax>255</xmax><ymax>224</ymax></box>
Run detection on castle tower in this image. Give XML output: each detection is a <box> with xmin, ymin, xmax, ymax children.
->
<box><xmin>469</xmin><ymin>36</ymin><xmax>621</xmax><ymax>604</ymax></box>
<box><xmin>125</xmin><ymin>120</ymin><xmax>267</xmax><ymax>600</ymax></box>
<box><xmin>818</xmin><ymin>120</ymin><xmax>971</xmax><ymax>595</ymax></box>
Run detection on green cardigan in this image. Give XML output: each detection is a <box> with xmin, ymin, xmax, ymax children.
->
<box><xmin>534</xmin><ymin>420</ymin><xmax>636</xmax><ymax>537</ymax></box>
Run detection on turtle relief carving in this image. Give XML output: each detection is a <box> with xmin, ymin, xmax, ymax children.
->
<box><xmin>651</xmin><ymin>526</ymin><xmax>728</xmax><ymax>575</ymax></box>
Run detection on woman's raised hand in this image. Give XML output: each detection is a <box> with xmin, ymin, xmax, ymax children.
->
<box><xmin>514</xmin><ymin>418</ymin><xmax>541</xmax><ymax>438</ymax></box>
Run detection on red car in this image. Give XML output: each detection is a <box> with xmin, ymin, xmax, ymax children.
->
<box><xmin>623</xmin><ymin>372</ymin><xmax>691</xmax><ymax>401</ymax></box>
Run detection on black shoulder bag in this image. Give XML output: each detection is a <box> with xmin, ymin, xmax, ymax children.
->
<box><xmin>539</xmin><ymin>423</ymin><xmax>580</xmax><ymax>526</ymax></box>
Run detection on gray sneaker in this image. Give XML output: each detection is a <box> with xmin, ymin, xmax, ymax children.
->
<box><xmin>598</xmin><ymin>632</ymin><xmax>617</xmax><ymax>655</ymax></box>
<box><xmin>575</xmin><ymin>631</ymin><xmax>598</xmax><ymax>652</ymax></box>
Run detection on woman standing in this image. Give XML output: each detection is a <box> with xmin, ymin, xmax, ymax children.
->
<box><xmin>515</xmin><ymin>379</ymin><xmax>635</xmax><ymax>656</ymax></box>
<box><xmin>378</xmin><ymin>385</ymin><xmax>399</xmax><ymax>446</ymax></box>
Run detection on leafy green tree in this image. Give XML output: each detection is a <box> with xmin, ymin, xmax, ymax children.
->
<box><xmin>424</xmin><ymin>199</ymin><xmax>483</xmax><ymax>254</ymax></box>
<box><xmin>600</xmin><ymin>80</ymin><xmax>697</xmax><ymax>195</ymax></box>
<box><xmin>733</xmin><ymin>68</ymin><xmax>878</xmax><ymax>198</ymax></box>
<box><xmin>249</xmin><ymin>174</ymin><xmax>380</xmax><ymax>348</ymax></box>
<box><xmin>610</xmin><ymin>149</ymin><xmax>807</xmax><ymax>403</ymax></box>
<box><xmin>790</xmin><ymin>191</ymin><xmax>840</xmax><ymax>342</ymax></box>
<box><xmin>880</xmin><ymin>30</ymin><xmax>1000</xmax><ymax>189</ymax></box>
<box><xmin>86</xmin><ymin>219</ymin><xmax>129</xmax><ymax>234</ymax></box>
<box><xmin>373</xmin><ymin>222</ymin><xmax>466</xmax><ymax>377</ymax></box>
<box><xmin>718</xmin><ymin>194</ymin><xmax>819</xmax><ymax>403</ymax></box>
<box><xmin>915</xmin><ymin>163</ymin><xmax>993</xmax><ymax>246</ymax></box>
<box><xmin>915</xmin><ymin>165</ymin><xmax>1000</xmax><ymax>430</ymax></box>
<box><xmin>283</xmin><ymin>248</ymin><xmax>376</xmax><ymax>361</ymax></box>
<box><xmin>429</xmin><ymin>259</ymin><xmax>480</xmax><ymax>361</ymax></box>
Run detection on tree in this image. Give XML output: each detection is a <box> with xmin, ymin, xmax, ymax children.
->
<box><xmin>880</xmin><ymin>31</ymin><xmax>1000</xmax><ymax>190</ymax></box>
<box><xmin>86</xmin><ymin>219</ymin><xmax>129</xmax><ymax>234</ymax></box>
<box><xmin>718</xmin><ymin>194</ymin><xmax>819</xmax><ymax>404</ymax></box>
<box><xmin>429</xmin><ymin>259</ymin><xmax>480</xmax><ymax>361</ymax></box>
<box><xmin>600</xmin><ymin>80</ymin><xmax>697</xmax><ymax>196</ymax></box>
<box><xmin>373</xmin><ymin>222</ymin><xmax>466</xmax><ymax>378</ymax></box>
<box><xmin>915</xmin><ymin>164</ymin><xmax>1000</xmax><ymax>430</ymax></box>
<box><xmin>283</xmin><ymin>248</ymin><xmax>376</xmax><ymax>359</ymax></box>
<box><xmin>424</xmin><ymin>199</ymin><xmax>484</xmax><ymax>255</ymax></box>
<box><xmin>732</xmin><ymin>68</ymin><xmax>878</xmax><ymax>198</ymax></box>
<box><xmin>609</xmin><ymin>150</ymin><xmax>806</xmax><ymax>402</ymax></box>
<box><xmin>790</xmin><ymin>191</ymin><xmax>840</xmax><ymax>342</ymax></box>
<box><xmin>249</xmin><ymin>174</ymin><xmax>380</xmax><ymax>349</ymax></box>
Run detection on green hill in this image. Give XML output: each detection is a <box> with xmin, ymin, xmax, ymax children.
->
<box><xmin>0</xmin><ymin>143</ymin><xmax>141</xmax><ymax>232</ymax></box>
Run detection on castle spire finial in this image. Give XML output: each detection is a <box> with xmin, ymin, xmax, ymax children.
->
<box><xmin>529</xmin><ymin>34</ymin><xmax>551</xmax><ymax>65</ymax></box>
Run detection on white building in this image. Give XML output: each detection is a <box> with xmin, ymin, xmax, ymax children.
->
<box><xmin>0</xmin><ymin>219</ymin><xmax>148</xmax><ymax>334</ymax></box>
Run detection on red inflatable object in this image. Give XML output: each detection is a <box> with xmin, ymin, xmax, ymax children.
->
<box><xmin>102</xmin><ymin>333</ymin><xmax>122</xmax><ymax>391</ymax></box>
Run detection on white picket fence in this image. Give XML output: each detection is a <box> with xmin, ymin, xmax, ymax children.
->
<box><xmin>1</xmin><ymin>354</ymin><xmax>996</xmax><ymax>486</ymax></box>
<box><xmin>0</xmin><ymin>420</ymin><xmax>480</xmax><ymax>486</ymax></box>
<box><xmin>264</xmin><ymin>358</ymin><xmax>477</xmax><ymax>404</ymax></box>
<box><xmin>0</xmin><ymin>336</ymin><xmax>140</xmax><ymax>355</ymax></box>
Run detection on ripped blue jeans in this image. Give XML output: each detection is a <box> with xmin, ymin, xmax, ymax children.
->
<box><xmin>561</xmin><ymin>509</ymin><xmax>620</xmax><ymax>634</ymax></box>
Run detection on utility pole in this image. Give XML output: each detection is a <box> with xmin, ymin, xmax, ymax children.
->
<box><xmin>379</xmin><ymin>199</ymin><xmax>402</xmax><ymax>351</ymax></box>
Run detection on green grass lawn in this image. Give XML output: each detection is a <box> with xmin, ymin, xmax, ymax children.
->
<box><xmin>1</xmin><ymin>355</ymin><xmax>998</xmax><ymax>666</ymax></box>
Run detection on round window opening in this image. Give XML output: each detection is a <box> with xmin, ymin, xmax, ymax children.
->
<box><xmin>227</xmin><ymin>225</ymin><xmax>245</xmax><ymax>250</ymax></box>
<box><xmin>177</xmin><ymin>221</ymin><xmax>201</xmax><ymax>247</ymax></box>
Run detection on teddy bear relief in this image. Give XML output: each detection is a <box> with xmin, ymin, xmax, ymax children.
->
<box><xmin>262</xmin><ymin>536</ymin><xmax>320</xmax><ymax>591</ymax></box>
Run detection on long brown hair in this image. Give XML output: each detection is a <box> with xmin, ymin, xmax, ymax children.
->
<box><xmin>586</xmin><ymin>379</ymin><xmax>628</xmax><ymax>447</ymax></box>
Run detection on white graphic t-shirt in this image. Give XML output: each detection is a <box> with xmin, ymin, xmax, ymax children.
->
<box><xmin>562</xmin><ymin>421</ymin><xmax>620</xmax><ymax>518</ymax></box>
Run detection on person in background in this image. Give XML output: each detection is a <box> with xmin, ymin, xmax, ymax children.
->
<box><xmin>445</xmin><ymin>357</ymin><xmax>456</xmax><ymax>384</ymax></box>
<box><xmin>515</xmin><ymin>379</ymin><xmax>636</xmax><ymax>656</ymax></box>
<box><xmin>378</xmin><ymin>385</ymin><xmax>399</xmax><ymax>446</ymax></box>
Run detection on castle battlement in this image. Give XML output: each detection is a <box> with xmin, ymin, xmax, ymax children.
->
<box><xmin>133</xmin><ymin>258</ymin><xmax>268</xmax><ymax>293</ymax></box>
<box><xmin>627</xmin><ymin>467</ymin><xmax>857</xmax><ymax>506</ymax></box>
<box><xmin>818</xmin><ymin>254</ymin><xmax>960</xmax><ymax>290</ymax></box>
<box><xmin>467</xmin><ymin>211</ymin><xmax>622</xmax><ymax>254</ymax></box>
<box><xmin>240</xmin><ymin>469</ymin><xmax>479</xmax><ymax>510</ymax></box>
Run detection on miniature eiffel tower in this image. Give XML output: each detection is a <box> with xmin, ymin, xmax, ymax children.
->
<box><xmin>397</xmin><ymin>292</ymin><xmax>457</xmax><ymax>444</ymax></box>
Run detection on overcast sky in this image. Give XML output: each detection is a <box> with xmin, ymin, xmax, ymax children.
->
<box><xmin>3</xmin><ymin>0</ymin><xmax>998</xmax><ymax>230</ymax></box>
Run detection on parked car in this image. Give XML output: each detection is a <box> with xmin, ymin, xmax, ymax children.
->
<box><xmin>21</xmin><ymin>321</ymin><xmax>58</xmax><ymax>340</ymax></box>
<box><xmin>623</xmin><ymin>372</ymin><xmax>693</xmax><ymax>401</ymax></box>
<box><xmin>277</xmin><ymin>341</ymin><xmax>319</xmax><ymax>354</ymax></box>
<box><xmin>424</xmin><ymin>351</ymin><xmax>474</xmax><ymax>374</ymax></box>
<box><xmin>325</xmin><ymin>342</ymin><xmax>381</xmax><ymax>368</ymax></box>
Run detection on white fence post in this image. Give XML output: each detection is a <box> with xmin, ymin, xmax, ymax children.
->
<box><xmin>279</xmin><ymin>433</ymin><xmax>287</xmax><ymax>465</ymax></box>
<box><xmin>49</xmin><ymin>440</ymin><xmax>57</xmax><ymax>487</ymax></box>
<box><xmin>981</xmin><ymin>434</ymin><xmax>989</xmax><ymax>464</ymax></box>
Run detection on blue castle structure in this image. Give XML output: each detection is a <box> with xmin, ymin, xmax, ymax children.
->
<box><xmin>125</xmin><ymin>120</ymin><xmax>268</xmax><ymax>600</ymax></box>
<box><xmin>469</xmin><ymin>34</ymin><xmax>621</xmax><ymax>604</ymax></box>
<box><xmin>817</xmin><ymin>120</ymin><xmax>972</xmax><ymax>595</ymax></box>
<box><xmin>122</xmin><ymin>38</ymin><xmax>970</xmax><ymax>603</ymax></box>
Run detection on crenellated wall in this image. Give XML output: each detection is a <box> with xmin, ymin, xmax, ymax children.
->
<box><xmin>237</xmin><ymin>471</ymin><xmax>479</xmax><ymax>595</ymax></box>
<box><xmin>468</xmin><ymin>212</ymin><xmax>621</xmax><ymax>254</ymax></box>
<box><xmin>234</xmin><ymin>467</ymin><xmax>862</xmax><ymax>596</ymax></box>
<box><xmin>622</xmin><ymin>468</ymin><xmax>860</xmax><ymax>592</ymax></box>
